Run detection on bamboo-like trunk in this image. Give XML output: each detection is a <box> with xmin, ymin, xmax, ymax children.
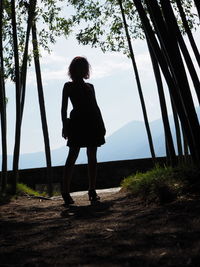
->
<box><xmin>171</xmin><ymin>102</ymin><xmax>183</xmax><ymax>163</ymax></box>
<box><xmin>32</xmin><ymin>21</ymin><xmax>52</xmax><ymax>196</ymax></box>
<box><xmin>118</xmin><ymin>0</ymin><xmax>156</xmax><ymax>161</ymax></box>
<box><xmin>0</xmin><ymin>0</ymin><xmax>7</xmax><ymax>191</ymax></box>
<box><xmin>11</xmin><ymin>0</ymin><xmax>21</xmax><ymax>194</ymax></box>
<box><xmin>159</xmin><ymin>0</ymin><xmax>200</xmax><ymax>162</ymax></box>
<box><xmin>194</xmin><ymin>0</ymin><xmax>200</xmax><ymax>20</ymax></box>
<box><xmin>175</xmin><ymin>0</ymin><xmax>200</xmax><ymax>68</ymax></box>
<box><xmin>132</xmin><ymin>0</ymin><xmax>200</xmax><ymax>163</ymax></box>
<box><xmin>20</xmin><ymin>0</ymin><xmax>37</xmax><ymax>120</ymax></box>
<box><xmin>162</xmin><ymin>0</ymin><xmax>200</xmax><ymax>104</ymax></box>
<box><xmin>147</xmin><ymin>39</ymin><xmax>177</xmax><ymax>166</ymax></box>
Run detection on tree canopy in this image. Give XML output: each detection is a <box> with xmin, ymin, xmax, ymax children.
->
<box><xmin>2</xmin><ymin>0</ymin><xmax>72</xmax><ymax>80</ymax></box>
<box><xmin>67</xmin><ymin>0</ymin><xmax>198</xmax><ymax>56</ymax></box>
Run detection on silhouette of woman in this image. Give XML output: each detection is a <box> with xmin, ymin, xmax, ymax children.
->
<box><xmin>61</xmin><ymin>56</ymin><xmax>106</xmax><ymax>205</ymax></box>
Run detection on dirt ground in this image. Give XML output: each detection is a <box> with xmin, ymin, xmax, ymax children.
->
<box><xmin>0</xmin><ymin>189</ymin><xmax>200</xmax><ymax>267</ymax></box>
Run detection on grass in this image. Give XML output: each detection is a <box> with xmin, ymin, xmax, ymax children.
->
<box><xmin>121</xmin><ymin>164</ymin><xmax>200</xmax><ymax>204</ymax></box>
<box><xmin>16</xmin><ymin>183</ymin><xmax>46</xmax><ymax>197</ymax></box>
<box><xmin>0</xmin><ymin>183</ymin><xmax>47</xmax><ymax>204</ymax></box>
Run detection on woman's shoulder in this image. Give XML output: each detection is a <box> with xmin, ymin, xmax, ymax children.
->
<box><xmin>86</xmin><ymin>82</ymin><xmax>94</xmax><ymax>88</ymax></box>
<box><xmin>63</xmin><ymin>81</ymin><xmax>73</xmax><ymax>95</ymax></box>
<box><xmin>64</xmin><ymin>81</ymin><xmax>73</xmax><ymax>87</ymax></box>
<box><xmin>63</xmin><ymin>81</ymin><xmax>74</xmax><ymax>90</ymax></box>
<box><xmin>85</xmin><ymin>82</ymin><xmax>95</xmax><ymax>92</ymax></box>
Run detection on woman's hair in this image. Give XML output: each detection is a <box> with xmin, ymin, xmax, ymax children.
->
<box><xmin>68</xmin><ymin>56</ymin><xmax>91</xmax><ymax>81</ymax></box>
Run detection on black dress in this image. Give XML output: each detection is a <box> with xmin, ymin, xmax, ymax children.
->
<box><xmin>62</xmin><ymin>81</ymin><xmax>106</xmax><ymax>147</ymax></box>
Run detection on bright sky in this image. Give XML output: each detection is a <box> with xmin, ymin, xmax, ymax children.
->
<box><xmin>1</xmin><ymin>22</ymin><xmax>200</xmax><ymax>156</ymax></box>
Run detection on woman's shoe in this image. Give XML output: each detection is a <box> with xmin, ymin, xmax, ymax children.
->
<box><xmin>61</xmin><ymin>192</ymin><xmax>74</xmax><ymax>205</ymax></box>
<box><xmin>88</xmin><ymin>189</ymin><xmax>100</xmax><ymax>203</ymax></box>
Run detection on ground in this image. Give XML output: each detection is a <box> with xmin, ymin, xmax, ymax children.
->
<box><xmin>0</xmin><ymin>189</ymin><xmax>200</xmax><ymax>267</ymax></box>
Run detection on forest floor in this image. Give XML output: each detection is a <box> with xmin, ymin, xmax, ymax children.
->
<box><xmin>0</xmin><ymin>188</ymin><xmax>200</xmax><ymax>267</ymax></box>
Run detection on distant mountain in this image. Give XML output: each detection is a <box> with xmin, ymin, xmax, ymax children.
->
<box><xmin>1</xmin><ymin>106</ymin><xmax>199</xmax><ymax>170</ymax></box>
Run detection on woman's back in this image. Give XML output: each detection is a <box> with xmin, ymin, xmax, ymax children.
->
<box><xmin>65</xmin><ymin>81</ymin><xmax>99</xmax><ymax>113</ymax></box>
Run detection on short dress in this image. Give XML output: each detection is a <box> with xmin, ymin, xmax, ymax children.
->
<box><xmin>62</xmin><ymin>81</ymin><xmax>106</xmax><ymax>147</ymax></box>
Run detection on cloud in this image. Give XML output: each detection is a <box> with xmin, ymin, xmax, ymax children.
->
<box><xmin>83</xmin><ymin>52</ymin><xmax>132</xmax><ymax>80</ymax></box>
<box><xmin>40</xmin><ymin>51</ymin><xmax>67</xmax><ymax>65</ymax></box>
<box><xmin>26</xmin><ymin>40</ymin><xmax>152</xmax><ymax>85</ymax></box>
<box><xmin>26</xmin><ymin>65</ymin><xmax>67</xmax><ymax>86</ymax></box>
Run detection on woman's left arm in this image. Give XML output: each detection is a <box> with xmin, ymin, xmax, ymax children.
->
<box><xmin>61</xmin><ymin>83</ymin><xmax>69</xmax><ymax>139</ymax></box>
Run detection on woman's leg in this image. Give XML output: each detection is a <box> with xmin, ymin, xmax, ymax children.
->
<box><xmin>62</xmin><ymin>147</ymin><xmax>80</xmax><ymax>194</ymax></box>
<box><xmin>87</xmin><ymin>147</ymin><xmax>97</xmax><ymax>190</ymax></box>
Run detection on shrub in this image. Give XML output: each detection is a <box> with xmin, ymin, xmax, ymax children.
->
<box><xmin>121</xmin><ymin>164</ymin><xmax>200</xmax><ymax>204</ymax></box>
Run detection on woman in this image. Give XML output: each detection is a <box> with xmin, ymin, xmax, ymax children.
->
<box><xmin>61</xmin><ymin>56</ymin><xmax>106</xmax><ymax>205</ymax></box>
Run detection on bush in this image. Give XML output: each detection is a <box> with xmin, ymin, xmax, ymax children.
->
<box><xmin>0</xmin><ymin>183</ymin><xmax>47</xmax><ymax>204</ymax></box>
<box><xmin>121</xmin><ymin>164</ymin><xmax>200</xmax><ymax>204</ymax></box>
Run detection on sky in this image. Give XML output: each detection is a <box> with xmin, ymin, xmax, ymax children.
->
<box><xmin>1</xmin><ymin>8</ymin><xmax>200</xmax><ymax>158</ymax></box>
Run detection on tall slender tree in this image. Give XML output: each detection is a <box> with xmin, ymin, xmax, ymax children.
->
<box><xmin>133</xmin><ymin>0</ymin><xmax>200</xmax><ymax>163</ymax></box>
<box><xmin>171</xmin><ymin>102</ymin><xmax>183</xmax><ymax>161</ymax></box>
<box><xmin>11</xmin><ymin>0</ymin><xmax>37</xmax><ymax>193</ymax></box>
<box><xmin>11</xmin><ymin>0</ymin><xmax>21</xmax><ymax>194</ymax></box>
<box><xmin>159</xmin><ymin>0</ymin><xmax>200</xmax><ymax>160</ymax></box>
<box><xmin>118</xmin><ymin>0</ymin><xmax>156</xmax><ymax>161</ymax></box>
<box><xmin>0</xmin><ymin>0</ymin><xmax>72</xmax><ymax>195</ymax></box>
<box><xmin>147</xmin><ymin>39</ymin><xmax>177</xmax><ymax>165</ymax></box>
<box><xmin>175</xmin><ymin>0</ymin><xmax>200</xmax><ymax>68</ymax></box>
<box><xmin>193</xmin><ymin>0</ymin><xmax>200</xmax><ymax>20</ymax></box>
<box><xmin>0</xmin><ymin>0</ymin><xmax>7</xmax><ymax>192</ymax></box>
<box><xmin>32</xmin><ymin>21</ymin><xmax>52</xmax><ymax>196</ymax></box>
<box><xmin>161</xmin><ymin>0</ymin><xmax>200</xmax><ymax>104</ymax></box>
<box><xmin>20</xmin><ymin>0</ymin><xmax>37</xmax><ymax>121</ymax></box>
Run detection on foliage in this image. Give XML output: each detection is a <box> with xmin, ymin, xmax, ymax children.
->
<box><xmin>0</xmin><ymin>182</ymin><xmax>47</xmax><ymax>203</ymax></box>
<box><xmin>2</xmin><ymin>0</ymin><xmax>73</xmax><ymax>80</ymax></box>
<box><xmin>68</xmin><ymin>0</ymin><xmax>142</xmax><ymax>56</ymax></box>
<box><xmin>121</xmin><ymin>164</ymin><xmax>200</xmax><ymax>204</ymax></box>
<box><xmin>67</xmin><ymin>0</ymin><xmax>198</xmax><ymax>56</ymax></box>
<box><xmin>16</xmin><ymin>182</ymin><xmax>43</xmax><ymax>196</ymax></box>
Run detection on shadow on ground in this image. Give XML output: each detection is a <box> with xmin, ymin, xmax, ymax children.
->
<box><xmin>0</xmin><ymin>192</ymin><xmax>200</xmax><ymax>266</ymax></box>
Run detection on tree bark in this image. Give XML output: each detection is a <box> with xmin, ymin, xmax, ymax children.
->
<box><xmin>133</xmin><ymin>0</ymin><xmax>200</xmax><ymax>163</ymax></box>
<box><xmin>193</xmin><ymin>0</ymin><xmax>200</xmax><ymax>20</ymax></box>
<box><xmin>0</xmin><ymin>0</ymin><xmax>7</xmax><ymax>192</ymax></box>
<box><xmin>20</xmin><ymin>0</ymin><xmax>37</xmax><ymax>120</ymax></box>
<box><xmin>11</xmin><ymin>0</ymin><xmax>21</xmax><ymax>194</ymax></box>
<box><xmin>147</xmin><ymin>38</ymin><xmax>177</xmax><ymax>166</ymax></box>
<box><xmin>159</xmin><ymin>0</ymin><xmax>200</xmax><ymax>162</ymax></box>
<box><xmin>171</xmin><ymin>102</ymin><xmax>183</xmax><ymax>163</ymax></box>
<box><xmin>162</xmin><ymin>0</ymin><xmax>200</xmax><ymax>104</ymax></box>
<box><xmin>175</xmin><ymin>0</ymin><xmax>200</xmax><ymax>68</ymax></box>
<box><xmin>32</xmin><ymin>21</ymin><xmax>52</xmax><ymax>196</ymax></box>
<box><xmin>118</xmin><ymin>0</ymin><xmax>156</xmax><ymax>161</ymax></box>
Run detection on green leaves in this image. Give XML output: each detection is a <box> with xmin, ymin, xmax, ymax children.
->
<box><xmin>68</xmin><ymin>0</ymin><xmax>198</xmax><ymax>55</ymax></box>
<box><xmin>2</xmin><ymin>0</ymin><xmax>73</xmax><ymax>81</ymax></box>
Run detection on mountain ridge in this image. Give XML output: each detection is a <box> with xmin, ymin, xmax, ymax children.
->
<box><xmin>1</xmin><ymin>106</ymin><xmax>199</xmax><ymax>170</ymax></box>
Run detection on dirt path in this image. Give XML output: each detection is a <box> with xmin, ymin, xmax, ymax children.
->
<box><xmin>0</xmin><ymin>189</ymin><xmax>200</xmax><ymax>266</ymax></box>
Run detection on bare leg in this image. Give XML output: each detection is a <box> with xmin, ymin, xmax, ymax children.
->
<box><xmin>87</xmin><ymin>147</ymin><xmax>97</xmax><ymax>190</ymax></box>
<box><xmin>62</xmin><ymin>147</ymin><xmax>80</xmax><ymax>194</ymax></box>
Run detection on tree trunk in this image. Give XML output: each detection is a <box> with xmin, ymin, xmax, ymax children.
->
<box><xmin>0</xmin><ymin>0</ymin><xmax>7</xmax><ymax>192</ymax></box>
<box><xmin>182</xmin><ymin>128</ymin><xmax>189</xmax><ymax>162</ymax></box>
<box><xmin>147</xmin><ymin>38</ymin><xmax>177</xmax><ymax>166</ymax></box>
<box><xmin>20</xmin><ymin>0</ymin><xmax>37</xmax><ymax>120</ymax></box>
<box><xmin>11</xmin><ymin>0</ymin><xmax>21</xmax><ymax>194</ymax></box>
<box><xmin>175</xmin><ymin>0</ymin><xmax>200</xmax><ymax>68</ymax></box>
<box><xmin>171</xmin><ymin>102</ymin><xmax>183</xmax><ymax>163</ymax></box>
<box><xmin>118</xmin><ymin>0</ymin><xmax>156</xmax><ymax>161</ymax></box>
<box><xmin>193</xmin><ymin>0</ymin><xmax>200</xmax><ymax>20</ymax></box>
<box><xmin>159</xmin><ymin>0</ymin><xmax>200</xmax><ymax>162</ymax></box>
<box><xmin>32</xmin><ymin>21</ymin><xmax>52</xmax><ymax>196</ymax></box>
<box><xmin>133</xmin><ymin>0</ymin><xmax>200</xmax><ymax>163</ymax></box>
<box><xmin>162</xmin><ymin>0</ymin><xmax>200</xmax><ymax>104</ymax></box>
